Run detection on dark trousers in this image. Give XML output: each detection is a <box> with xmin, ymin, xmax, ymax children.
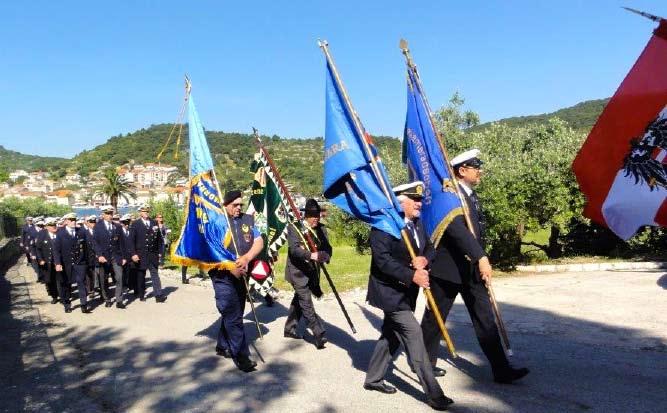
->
<box><xmin>365</xmin><ymin>310</ymin><xmax>445</xmax><ymax>400</ymax></box>
<box><xmin>41</xmin><ymin>264</ymin><xmax>59</xmax><ymax>299</ymax></box>
<box><xmin>136</xmin><ymin>264</ymin><xmax>162</xmax><ymax>298</ymax></box>
<box><xmin>212</xmin><ymin>273</ymin><xmax>249</xmax><ymax>358</ymax></box>
<box><xmin>30</xmin><ymin>259</ymin><xmax>41</xmax><ymax>280</ymax></box>
<box><xmin>125</xmin><ymin>265</ymin><xmax>137</xmax><ymax>293</ymax></box>
<box><xmin>56</xmin><ymin>270</ymin><xmax>71</xmax><ymax>308</ymax></box>
<box><xmin>64</xmin><ymin>264</ymin><xmax>88</xmax><ymax>306</ymax></box>
<box><xmin>284</xmin><ymin>282</ymin><xmax>325</xmax><ymax>337</ymax></box>
<box><xmin>421</xmin><ymin>277</ymin><xmax>509</xmax><ymax>373</ymax></box>
<box><xmin>85</xmin><ymin>266</ymin><xmax>95</xmax><ymax>294</ymax></box>
<box><xmin>97</xmin><ymin>262</ymin><xmax>124</xmax><ymax>302</ymax></box>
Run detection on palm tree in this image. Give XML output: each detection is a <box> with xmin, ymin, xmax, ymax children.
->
<box><xmin>95</xmin><ymin>168</ymin><xmax>136</xmax><ymax>211</ymax></box>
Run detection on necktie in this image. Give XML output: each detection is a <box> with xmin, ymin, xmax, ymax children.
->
<box><xmin>107</xmin><ymin>222</ymin><xmax>112</xmax><ymax>232</ymax></box>
<box><xmin>69</xmin><ymin>228</ymin><xmax>75</xmax><ymax>237</ymax></box>
<box><xmin>406</xmin><ymin>221</ymin><xmax>420</xmax><ymax>249</ymax></box>
<box><xmin>145</xmin><ymin>220</ymin><xmax>149</xmax><ymax>228</ymax></box>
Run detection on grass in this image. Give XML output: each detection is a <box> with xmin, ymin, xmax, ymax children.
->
<box><xmin>163</xmin><ymin>245</ymin><xmax>373</xmax><ymax>293</ymax></box>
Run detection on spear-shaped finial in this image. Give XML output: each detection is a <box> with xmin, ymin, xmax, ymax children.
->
<box><xmin>184</xmin><ymin>74</ymin><xmax>192</xmax><ymax>96</ymax></box>
<box><xmin>623</xmin><ymin>7</ymin><xmax>664</xmax><ymax>23</ymax></box>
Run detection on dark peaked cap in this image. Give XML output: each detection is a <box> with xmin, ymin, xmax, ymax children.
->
<box><xmin>223</xmin><ymin>190</ymin><xmax>242</xmax><ymax>206</ymax></box>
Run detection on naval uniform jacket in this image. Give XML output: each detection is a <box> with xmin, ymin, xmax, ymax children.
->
<box><xmin>27</xmin><ymin>226</ymin><xmax>40</xmax><ymax>257</ymax></box>
<box><xmin>431</xmin><ymin>185</ymin><xmax>486</xmax><ymax>285</ymax></box>
<box><xmin>367</xmin><ymin>218</ymin><xmax>435</xmax><ymax>313</ymax></box>
<box><xmin>53</xmin><ymin>227</ymin><xmax>88</xmax><ymax>269</ymax></box>
<box><xmin>285</xmin><ymin>223</ymin><xmax>332</xmax><ymax>290</ymax></box>
<box><xmin>35</xmin><ymin>230</ymin><xmax>56</xmax><ymax>282</ymax></box>
<box><xmin>83</xmin><ymin>227</ymin><xmax>97</xmax><ymax>268</ymax></box>
<box><xmin>93</xmin><ymin>220</ymin><xmax>126</xmax><ymax>266</ymax></box>
<box><xmin>21</xmin><ymin>224</ymin><xmax>32</xmax><ymax>251</ymax></box>
<box><xmin>129</xmin><ymin>218</ymin><xmax>163</xmax><ymax>270</ymax></box>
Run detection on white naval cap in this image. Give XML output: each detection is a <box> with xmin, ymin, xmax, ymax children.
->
<box><xmin>450</xmin><ymin>149</ymin><xmax>483</xmax><ymax>168</ymax></box>
<box><xmin>120</xmin><ymin>213</ymin><xmax>133</xmax><ymax>222</ymax></box>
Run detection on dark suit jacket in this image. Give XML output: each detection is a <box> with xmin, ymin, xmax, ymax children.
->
<box><xmin>285</xmin><ymin>223</ymin><xmax>332</xmax><ymax>289</ymax></box>
<box><xmin>35</xmin><ymin>230</ymin><xmax>55</xmax><ymax>265</ymax></box>
<box><xmin>83</xmin><ymin>227</ymin><xmax>97</xmax><ymax>267</ymax></box>
<box><xmin>27</xmin><ymin>226</ymin><xmax>39</xmax><ymax>257</ymax></box>
<box><xmin>21</xmin><ymin>224</ymin><xmax>32</xmax><ymax>250</ymax></box>
<box><xmin>431</xmin><ymin>186</ymin><xmax>486</xmax><ymax>285</ymax></box>
<box><xmin>129</xmin><ymin>218</ymin><xmax>163</xmax><ymax>270</ymax></box>
<box><xmin>53</xmin><ymin>227</ymin><xmax>88</xmax><ymax>268</ymax></box>
<box><xmin>366</xmin><ymin>218</ymin><xmax>434</xmax><ymax>313</ymax></box>
<box><xmin>93</xmin><ymin>220</ymin><xmax>126</xmax><ymax>265</ymax></box>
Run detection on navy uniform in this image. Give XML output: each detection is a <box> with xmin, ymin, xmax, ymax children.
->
<box><xmin>210</xmin><ymin>190</ymin><xmax>261</xmax><ymax>373</ymax></box>
<box><xmin>93</xmin><ymin>206</ymin><xmax>127</xmax><ymax>308</ymax></box>
<box><xmin>35</xmin><ymin>220</ymin><xmax>60</xmax><ymax>302</ymax></box>
<box><xmin>26</xmin><ymin>219</ymin><xmax>42</xmax><ymax>280</ymax></box>
<box><xmin>119</xmin><ymin>214</ymin><xmax>136</xmax><ymax>295</ymax></box>
<box><xmin>364</xmin><ymin>182</ymin><xmax>453</xmax><ymax>411</ymax></box>
<box><xmin>20</xmin><ymin>217</ymin><xmax>34</xmax><ymax>266</ymax></box>
<box><xmin>54</xmin><ymin>213</ymin><xmax>91</xmax><ymax>313</ymax></box>
<box><xmin>129</xmin><ymin>206</ymin><xmax>164</xmax><ymax>302</ymax></box>
<box><xmin>421</xmin><ymin>149</ymin><xmax>528</xmax><ymax>384</ymax></box>
<box><xmin>82</xmin><ymin>216</ymin><xmax>98</xmax><ymax>297</ymax></box>
<box><xmin>284</xmin><ymin>199</ymin><xmax>331</xmax><ymax>349</ymax></box>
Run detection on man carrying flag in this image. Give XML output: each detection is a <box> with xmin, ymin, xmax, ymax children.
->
<box><xmin>319</xmin><ymin>41</ymin><xmax>453</xmax><ymax>410</ymax></box>
<box><xmin>171</xmin><ymin>86</ymin><xmax>262</xmax><ymax>373</ymax></box>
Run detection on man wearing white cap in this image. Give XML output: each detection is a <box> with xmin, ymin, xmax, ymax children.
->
<box><xmin>94</xmin><ymin>206</ymin><xmax>127</xmax><ymax>308</ymax></box>
<box><xmin>26</xmin><ymin>217</ymin><xmax>42</xmax><ymax>280</ymax></box>
<box><xmin>83</xmin><ymin>215</ymin><xmax>98</xmax><ymax>296</ymax></box>
<box><xmin>54</xmin><ymin>213</ymin><xmax>91</xmax><ymax>313</ymax></box>
<box><xmin>35</xmin><ymin>218</ymin><xmax>62</xmax><ymax>304</ymax></box>
<box><xmin>20</xmin><ymin>216</ymin><xmax>34</xmax><ymax>266</ymax></box>
<box><xmin>129</xmin><ymin>205</ymin><xmax>165</xmax><ymax>302</ymax></box>
<box><xmin>421</xmin><ymin>149</ymin><xmax>529</xmax><ymax>384</ymax></box>
<box><xmin>364</xmin><ymin>181</ymin><xmax>454</xmax><ymax>411</ymax></box>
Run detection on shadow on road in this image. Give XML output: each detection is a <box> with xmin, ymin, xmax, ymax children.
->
<box><xmin>657</xmin><ymin>273</ymin><xmax>667</xmax><ymax>289</ymax></box>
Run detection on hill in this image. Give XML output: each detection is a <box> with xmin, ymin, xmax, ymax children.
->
<box><xmin>0</xmin><ymin>145</ymin><xmax>69</xmax><ymax>175</ymax></box>
<box><xmin>68</xmin><ymin>124</ymin><xmax>403</xmax><ymax>196</ymax></box>
<box><xmin>475</xmin><ymin>98</ymin><xmax>609</xmax><ymax>132</ymax></box>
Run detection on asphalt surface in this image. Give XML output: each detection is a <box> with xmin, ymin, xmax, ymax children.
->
<box><xmin>1</xmin><ymin>242</ymin><xmax>666</xmax><ymax>412</ymax></box>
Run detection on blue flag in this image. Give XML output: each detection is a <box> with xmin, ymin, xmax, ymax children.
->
<box><xmin>322</xmin><ymin>61</ymin><xmax>405</xmax><ymax>239</ymax></box>
<box><xmin>171</xmin><ymin>95</ymin><xmax>237</xmax><ymax>270</ymax></box>
<box><xmin>403</xmin><ymin>69</ymin><xmax>463</xmax><ymax>246</ymax></box>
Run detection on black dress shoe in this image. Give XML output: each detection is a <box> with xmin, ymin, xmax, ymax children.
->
<box><xmin>155</xmin><ymin>295</ymin><xmax>166</xmax><ymax>303</ymax></box>
<box><xmin>215</xmin><ymin>347</ymin><xmax>233</xmax><ymax>358</ymax></box>
<box><xmin>315</xmin><ymin>335</ymin><xmax>328</xmax><ymax>350</ymax></box>
<box><xmin>235</xmin><ymin>356</ymin><xmax>257</xmax><ymax>372</ymax></box>
<box><xmin>50</xmin><ymin>298</ymin><xmax>58</xmax><ymax>304</ymax></box>
<box><xmin>494</xmin><ymin>367</ymin><xmax>530</xmax><ymax>384</ymax></box>
<box><xmin>116</xmin><ymin>302</ymin><xmax>126</xmax><ymax>309</ymax></box>
<box><xmin>433</xmin><ymin>367</ymin><xmax>447</xmax><ymax>377</ymax></box>
<box><xmin>283</xmin><ymin>331</ymin><xmax>303</xmax><ymax>340</ymax></box>
<box><xmin>104</xmin><ymin>301</ymin><xmax>113</xmax><ymax>308</ymax></box>
<box><xmin>426</xmin><ymin>395</ymin><xmax>454</xmax><ymax>410</ymax></box>
<box><xmin>81</xmin><ymin>306</ymin><xmax>91</xmax><ymax>314</ymax></box>
<box><xmin>139</xmin><ymin>296</ymin><xmax>146</xmax><ymax>302</ymax></box>
<box><xmin>64</xmin><ymin>307</ymin><xmax>72</xmax><ymax>313</ymax></box>
<box><xmin>363</xmin><ymin>382</ymin><xmax>397</xmax><ymax>394</ymax></box>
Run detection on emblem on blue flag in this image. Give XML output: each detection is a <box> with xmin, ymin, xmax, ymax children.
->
<box><xmin>171</xmin><ymin>94</ymin><xmax>237</xmax><ymax>270</ymax></box>
<box><xmin>403</xmin><ymin>69</ymin><xmax>463</xmax><ymax>246</ymax></box>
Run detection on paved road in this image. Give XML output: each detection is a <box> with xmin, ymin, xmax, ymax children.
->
<box><xmin>2</xmin><ymin>243</ymin><xmax>666</xmax><ymax>412</ymax></box>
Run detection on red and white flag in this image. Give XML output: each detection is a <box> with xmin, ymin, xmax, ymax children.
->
<box><xmin>573</xmin><ymin>19</ymin><xmax>667</xmax><ymax>240</ymax></box>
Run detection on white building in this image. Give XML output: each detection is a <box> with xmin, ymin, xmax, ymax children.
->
<box><xmin>9</xmin><ymin>170</ymin><xmax>29</xmax><ymax>180</ymax></box>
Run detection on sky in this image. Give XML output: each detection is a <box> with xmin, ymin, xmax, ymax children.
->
<box><xmin>1</xmin><ymin>1</ymin><xmax>666</xmax><ymax>158</ymax></box>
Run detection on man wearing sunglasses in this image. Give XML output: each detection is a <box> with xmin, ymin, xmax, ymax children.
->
<box><xmin>421</xmin><ymin>149</ymin><xmax>529</xmax><ymax>384</ymax></box>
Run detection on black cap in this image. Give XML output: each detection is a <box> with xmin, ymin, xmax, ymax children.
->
<box><xmin>223</xmin><ymin>190</ymin><xmax>242</xmax><ymax>206</ymax></box>
<box><xmin>304</xmin><ymin>199</ymin><xmax>321</xmax><ymax>218</ymax></box>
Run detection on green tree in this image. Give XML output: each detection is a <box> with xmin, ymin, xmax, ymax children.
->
<box><xmin>95</xmin><ymin>168</ymin><xmax>136</xmax><ymax>211</ymax></box>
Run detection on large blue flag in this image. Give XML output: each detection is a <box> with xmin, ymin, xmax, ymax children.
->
<box><xmin>322</xmin><ymin>61</ymin><xmax>405</xmax><ymax>239</ymax></box>
<box><xmin>171</xmin><ymin>94</ymin><xmax>237</xmax><ymax>270</ymax></box>
<box><xmin>403</xmin><ymin>69</ymin><xmax>463</xmax><ymax>246</ymax></box>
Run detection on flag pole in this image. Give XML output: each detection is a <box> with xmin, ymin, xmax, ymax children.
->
<box><xmin>622</xmin><ymin>7</ymin><xmax>665</xmax><ymax>23</ymax></box>
<box><xmin>185</xmin><ymin>79</ymin><xmax>264</xmax><ymax>340</ymax></box>
<box><xmin>319</xmin><ymin>40</ymin><xmax>456</xmax><ymax>357</ymax></box>
<box><xmin>400</xmin><ymin>39</ymin><xmax>513</xmax><ymax>356</ymax></box>
<box><xmin>253</xmin><ymin>128</ymin><xmax>357</xmax><ymax>334</ymax></box>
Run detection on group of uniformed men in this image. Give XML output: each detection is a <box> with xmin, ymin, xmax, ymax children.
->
<box><xmin>20</xmin><ymin>204</ymin><xmax>167</xmax><ymax>314</ymax></box>
<box><xmin>213</xmin><ymin>149</ymin><xmax>528</xmax><ymax>410</ymax></box>
<box><xmin>17</xmin><ymin>149</ymin><xmax>527</xmax><ymax>410</ymax></box>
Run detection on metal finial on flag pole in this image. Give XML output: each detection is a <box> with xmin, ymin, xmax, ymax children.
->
<box><xmin>622</xmin><ymin>7</ymin><xmax>665</xmax><ymax>23</ymax></box>
<box><xmin>184</xmin><ymin>74</ymin><xmax>192</xmax><ymax>96</ymax></box>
